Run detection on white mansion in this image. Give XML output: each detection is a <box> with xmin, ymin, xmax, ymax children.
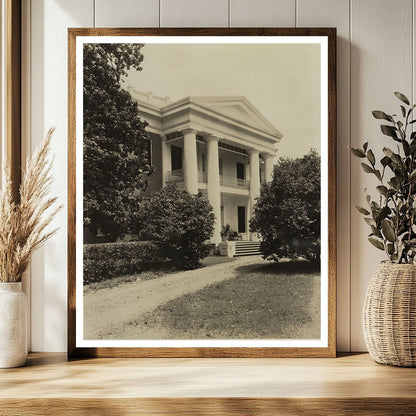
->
<box><xmin>130</xmin><ymin>88</ymin><xmax>282</xmax><ymax>244</ymax></box>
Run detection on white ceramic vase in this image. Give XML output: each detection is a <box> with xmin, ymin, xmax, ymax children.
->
<box><xmin>0</xmin><ymin>282</ymin><xmax>28</xmax><ymax>368</ymax></box>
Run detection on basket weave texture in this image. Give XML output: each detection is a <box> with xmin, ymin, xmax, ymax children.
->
<box><xmin>363</xmin><ymin>262</ymin><xmax>416</xmax><ymax>367</ymax></box>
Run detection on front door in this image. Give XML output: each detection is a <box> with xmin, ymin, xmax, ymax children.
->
<box><xmin>237</xmin><ymin>206</ymin><xmax>246</xmax><ymax>233</ymax></box>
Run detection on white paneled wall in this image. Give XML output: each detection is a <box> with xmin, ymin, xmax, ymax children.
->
<box><xmin>95</xmin><ymin>0</ymin><xmax>159</xmax><ymax>27</ymax></box>
<box><xmin>160</xmin><ymin>0</ymin><xmax>229</xmax><ymax>27</ymax></box>
<box><xmin>24</xmin><ymin>0</ymin><xmax>416</xmax><ymax>352</ymax></box>
<box><xmin>230</xmin><ymin>0</ymin><xmax>295</xmax><ymax>27</ymax></box>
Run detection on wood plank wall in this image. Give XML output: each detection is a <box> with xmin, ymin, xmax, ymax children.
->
<box><xmin>23</xmin><ymin>0</ymin><xmax>416</xmax><ymax>352</ymax></box>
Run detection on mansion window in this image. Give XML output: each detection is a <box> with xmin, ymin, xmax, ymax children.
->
<box><xmin>236</xmin><ymin>162</ymin><xmax>245</xmax><ymax>180</ymax></box>
<box><xmin>202</xmin><ymin>153</ymin><xmax>206</xmax><ymax>173</ymax></box>
<box><xmin>171</xmin><ymin>145</ymin><xmax>183</xmax><ymax>171</ymax></box>
<box><xmin>260</xmin><ymin>159</ymin><xmax>265</xmax><ymax>183</ymax></box>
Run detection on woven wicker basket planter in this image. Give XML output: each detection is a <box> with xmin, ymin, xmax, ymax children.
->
<box><xmin>363</xmin><ymin>262</ymin><xmax>416</xmax><ymax>367</ymax></box>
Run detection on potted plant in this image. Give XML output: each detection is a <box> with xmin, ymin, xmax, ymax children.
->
<box><xmin>352</xmin><ymin>92</ymin><xmax>416</xmax><ymax>367</ymax></box>
<box><xmin>220</xmin><ymin>224</ymin><xmax>232</xmax><ymax>241</ymax></box>
<box><xmin>0</xmin><ymin>128</ymin><xmax>60</xmax><ymax>368</ymax></box>
<box><xmin>221</xmin><ymin>224</ymin><xmax>240</xmax><ymax>242</ymax></box>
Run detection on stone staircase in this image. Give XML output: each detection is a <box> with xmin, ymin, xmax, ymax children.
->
<box><xmin>234</xmin><ymin>241</ymin><xmax>262</xmax><ymax>257</ymax></box>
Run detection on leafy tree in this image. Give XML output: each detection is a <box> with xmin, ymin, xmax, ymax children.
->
<box><xmin>83</xmin><ymin>43</ymin><xmax>152</xmax><ymax>240</ymax></box>
<box><xmin>250</xmin><ymin>150</ymin><xmax>321</xmax><ymax>263</ymax></box>
<box><xmin>136</xmin><ymin>184</ymin><xmax>215</xmax><ymax>270</ymax></box>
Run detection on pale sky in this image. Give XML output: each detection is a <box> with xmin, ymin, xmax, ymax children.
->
<box><xmin>126</xmin><ymin>43</ymin><xmax>321</xmax><ymax>158</ymax></box>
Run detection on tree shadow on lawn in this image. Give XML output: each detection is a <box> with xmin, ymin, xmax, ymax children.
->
<box><xmin>126</xmin><ymin>258</ymin><xmax>321</xmax><ymax>340</ymax></box>
<box><xmin>235</xmin><ymin>258</ymin><xmax>320</xmax><ymax>276</ymax></box>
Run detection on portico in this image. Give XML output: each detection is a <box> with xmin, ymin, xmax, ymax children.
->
<box><xmin>129</xmin><ymin>89</ymin><xmax>283</xmax><ymax>244</ymax></box>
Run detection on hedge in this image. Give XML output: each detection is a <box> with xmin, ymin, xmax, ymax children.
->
<box><xmin>83</xmin><ymin>241</ymin><xmax>161</xmax><ymax>284</ymax></box>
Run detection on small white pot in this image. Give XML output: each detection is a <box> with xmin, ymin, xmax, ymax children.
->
<box><xmin>0</xmin><ymin>282</ymin><xmax>28</xmax><ymax>368</ymax></box>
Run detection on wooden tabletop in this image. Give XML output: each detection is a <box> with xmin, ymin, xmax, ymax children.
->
<box><xmin>1</xmin><ymin>352</ymin><xmax>415</xmax><ymax>415</ymax></box>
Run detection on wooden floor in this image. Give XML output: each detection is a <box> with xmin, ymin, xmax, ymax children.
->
<box><xmin>1</xmin><ymin>352</ymin><xmax>416</xmax><ymax>415</ymax></box>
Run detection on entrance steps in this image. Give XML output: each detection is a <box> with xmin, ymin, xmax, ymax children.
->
<box><xmin>234</xmin><ymin>241</ymin><xmax>261</xmax><ymax>257</ymax></box>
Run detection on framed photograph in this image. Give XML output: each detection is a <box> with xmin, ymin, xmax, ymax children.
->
<box><xmin>68</xmin><ymin>28</ymin><xmax>336</xmax><ymax>358</ymax></box>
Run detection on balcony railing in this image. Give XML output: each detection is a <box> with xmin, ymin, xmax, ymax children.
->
<box><xmin>220</xmin><ymin>176</ymin><xmax>249</xmax><ymax>189</ymax></box>
<box><xmin>198</xmin><ymin>171</ymin><xmax>207</xmax><ymax>183</ymax></box>
<box><xmin>166</xmin><ymin>170</ymin><xmax>249</xmax><ymax>190</ymax></box>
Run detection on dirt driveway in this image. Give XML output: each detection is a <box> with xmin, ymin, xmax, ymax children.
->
<box><xmin>84</xmin><ymin>256</ymin><xmax>265</xmax><ymax>339</ymax></box>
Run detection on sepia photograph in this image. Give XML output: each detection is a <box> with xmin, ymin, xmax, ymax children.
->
<box><xmin>68</xmin><ymin>29</ymin><xmax>336</xmax><ymax>357</ymax></box>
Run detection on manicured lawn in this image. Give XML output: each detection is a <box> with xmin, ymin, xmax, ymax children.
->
<box><xmin>131</xmin><ymin>260</ymin><xmax>321</xmax><ymax>340</ymax></box>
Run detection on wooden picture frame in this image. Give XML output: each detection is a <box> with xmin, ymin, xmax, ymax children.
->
<box><xmin>68</xmin><ymin>28</ymin><xmax>336</xmax><ymax>358</ymax></box>
<box><xmin>1</xmin><ymin>0</ymin><xmax>21</xmax><ymax>200</ymax></box>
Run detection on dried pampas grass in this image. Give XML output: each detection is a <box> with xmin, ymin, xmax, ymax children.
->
<box><xmin>0</xmin><ymin>128</ymin><xmax>61</xmax><ymax>282</ymax></box>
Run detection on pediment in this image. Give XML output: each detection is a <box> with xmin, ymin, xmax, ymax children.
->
<box><xmin>130</xmin><ymin>88</ymin><xmax>283</xmax><ymax>142</ymax></box>
<box><xmin>191</xmin><ymin>96</ymin><xmax>282</xmax><ymax>139</ymax></box>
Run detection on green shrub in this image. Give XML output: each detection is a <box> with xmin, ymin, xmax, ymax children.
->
<box><xmin>135</xmin><ymin>184</ymin><xmax>215</xmax><ymax>269</ymax></box>
<box><xmin>250</xmin><ymin>150</ymin><xmax>321</xmax><ymax>263</ymax></box>
<box><xmin>83</xmin><ymin>241</ymin><xmax>160</xmax><ymax>284</ymax></box>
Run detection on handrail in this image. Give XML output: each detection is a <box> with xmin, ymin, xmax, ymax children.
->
<box><xmin>166</xmin><ymin>170</ymin><xmax>250</xmax><ymax>189</ymax></box>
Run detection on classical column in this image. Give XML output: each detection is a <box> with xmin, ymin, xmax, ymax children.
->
<box><xmin>182</xmin><ymin>129</ymin><xmax>198</xmax><ymax>194</ymax></box>
<box><xmin>249</xmin><ymin>150</ymin><xmax>261</xmax><ymax>241</ymax></box>
<box><xmin>206</xmin><ymin>135</ymin><xmax>222</xmax><ymax>244</ymax></box>
<box><xmin>263</xmin><ymin>153</ymin><xmax>275</xmax><ymax>183</ymax></box>
<box><xmin>161</xmin><ymin>135</ymin><xmax>170</xmax><ymax>186</ymax></box>
<box><xmin>249</xmin><ymin>149</ymin><xmax>260</xmax><ymax>204</ymax></box>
